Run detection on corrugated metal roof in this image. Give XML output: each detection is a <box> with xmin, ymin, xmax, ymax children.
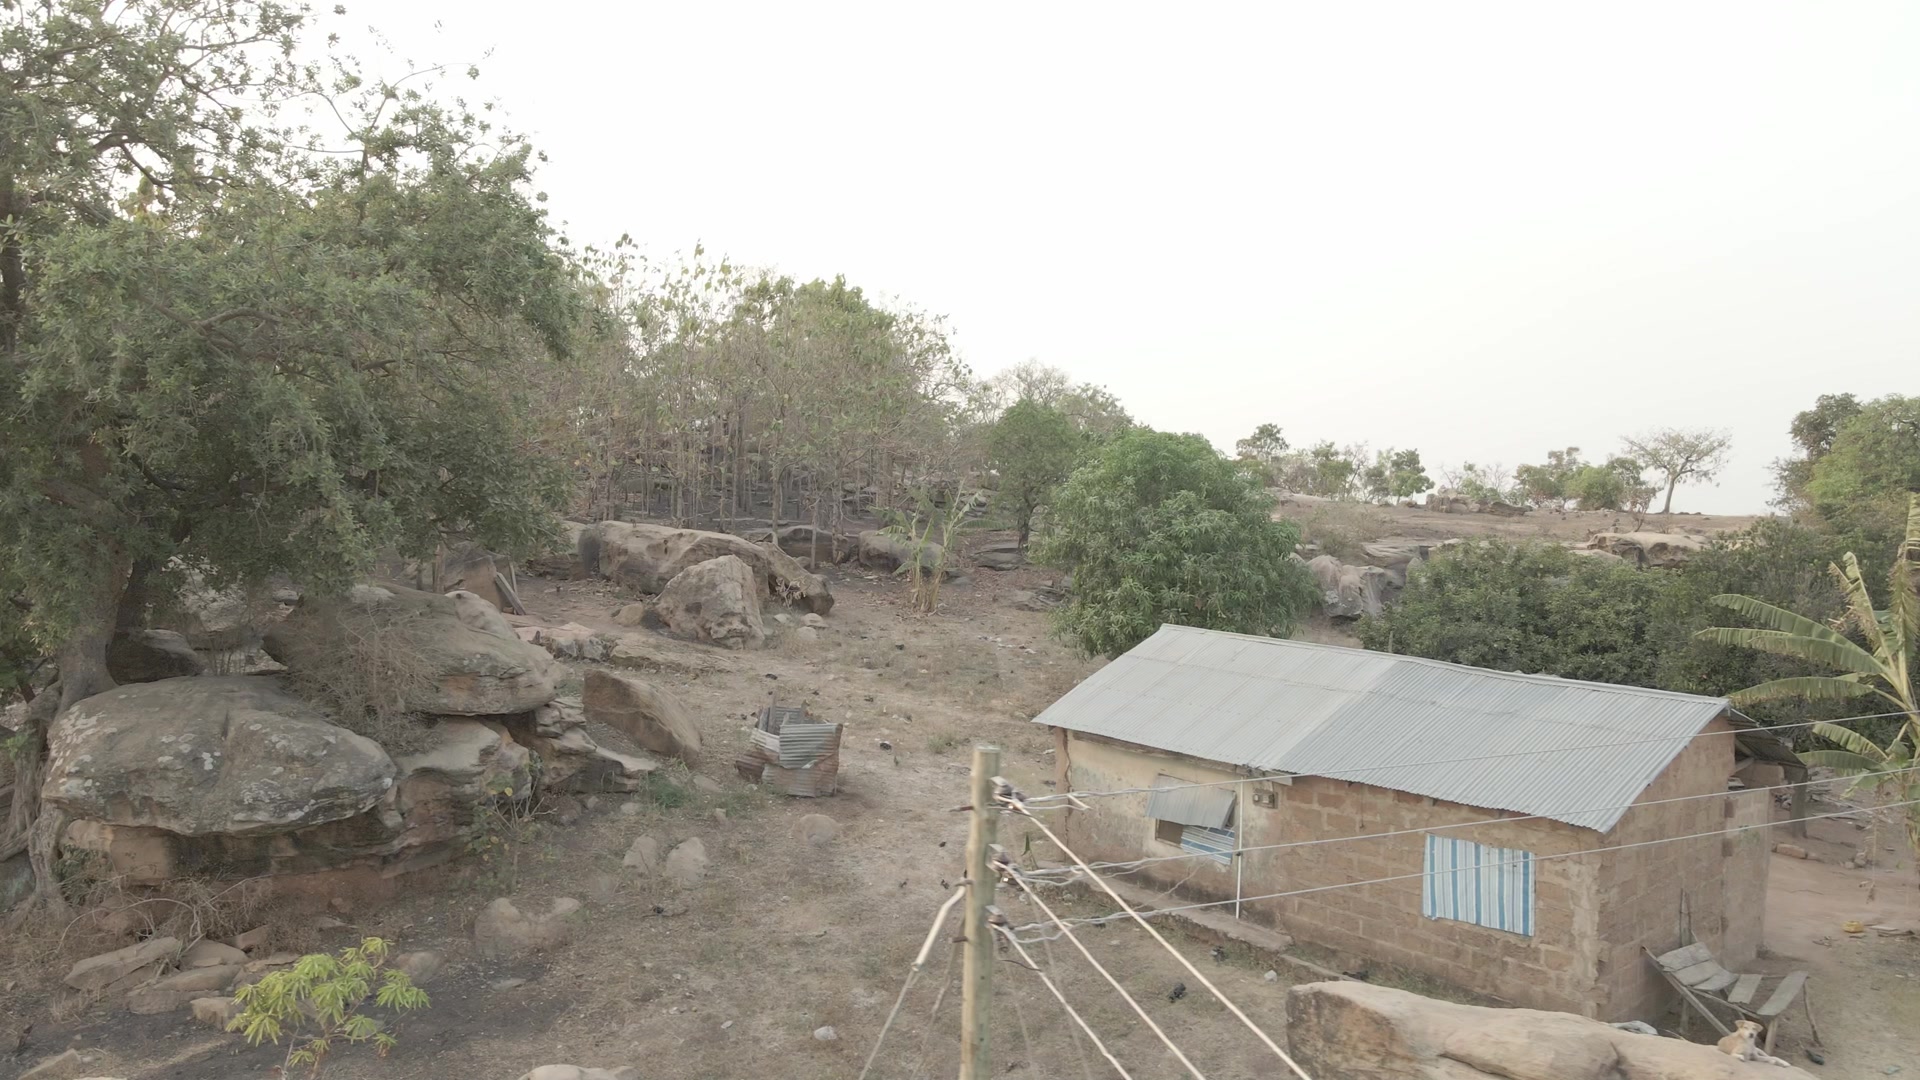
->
<box><xmin>1033</xmin><ymin>625</ymin><xmax>1730</xmax><ymax>832</ymax></box>
<box><xmin>1145</xmin><ymin>773</ymin><xmax>1237</xmax><ymax>828</ymax></box>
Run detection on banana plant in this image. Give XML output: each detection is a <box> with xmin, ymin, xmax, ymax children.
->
<box><xmin>1696</xmin><ymin>496</ymin><xmax>1920</xmax><ymax>855</ymax></box>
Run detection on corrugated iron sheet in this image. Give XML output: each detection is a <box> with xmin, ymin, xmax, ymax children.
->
<box><xmin>1144</xmin><ymin>773</ymin><xmax>1236</xmax><ymax>828</ymax></box>
<box><xmin>1032</xmin><ymin>625</ymin><xmax>1730</xmax><ymax>832</ymax></box>
<box><xmin>776</xmin><ymin>722</ymin><xmax>842</xmax><ymax>768</ymax></box>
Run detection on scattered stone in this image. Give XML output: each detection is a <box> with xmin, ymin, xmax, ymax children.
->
<box><xmin>711</xmin><ymin>808</ymin><xmax>728</xmax><ymax>822</ymax></box>
<box><xmin>392</xmin><ymin>950</ymin><xmax>444</xmax><ymax>985</ymax></box>
<box><xmin>549</xmin><ymin>794</ymin><xmax>583</xmax><ymax>826</ymax></box>
<box><xmin>231</xmin><ymin>926</ymin><xmax>271</xmax><ymax>952</ymax></box>
<box><xmin>793</xmin><ymin>626</ymin><xmax>820</xmax><ymax>645</ymax></box>
<box><xmin>691</xmin><ymin>775</ymin><xmax>724</xmax><ymax>796</ymax></box>
<box><xmin>1774</xmin><ymin>843</ymin><xmax>1810</xmax><ymax>859</ymax></box>
<box><xmin>612</xmin><ymin>603</ymin><xmax>649</xmax><ymax>627</ymax></box>
<box><xmin>583</xmin><ymin>670</ymin><xmax>703</xmax><ymax>766</ymax></box>
<box><xmin>1581</xmin><ymin>531</ymin><xmax>1704</xmax><ymax>569</ymax></box>
<box><xmin>473</xmin><ymin>897</ymin><xmax>580</xmax><ymax>959</ymax></box>
<box><xmin>245</xmin><ymin>952</ymin><xmax>300</xmax><ymax>973</ymax></box>
<box><xmin>622</xmin><ymin>835</ymin><xmax>662</xmax><ymax>873</ymax></box>
<box><xmin>518</xmin><ymin>1067</ymin><xmax>641</xmax><ymax>1080</ymax></box>
<box><xmin>813</xmin><ymin>1025</ymin><xmax>839</xmax><ymax>1042</ymax></box>
<box><xmin>580</xmin><ymin>520</ymin><xmax>832</xmax><ymax>613</ymax></box>
<box><xmin>793</xmin><ymin>814</ymin><xmax>840</xmax><ymax>846</ymax></box>
<box><xmin>313</xmin><ymin>915</ymin><xmax>347</xmax><ymax>931</ymax></box>
<box><xmin>154</xmin><ymin>965</ymin><xmax>241</xmax><ymax>993</ymax></box>
<box><xmin>65</xmin><ymin>937</ymin><xmax>180</xmax><ymax>992</ymax></box>
<box><xmin>181</xmin><ymin>940</ymin><xmax>248</xmax><ymax>970</ymax></box>
<box><xmin>491</xmin><ymin>977</ymin><xmax>529</xmax><ymax>992</ymax></box>
<box><xmin>516</xmin><ymin>623</ymin><xmax>614</xmax><ymax>663</ymax></box>
<box><xmin>856</xmin><ymin>530</ymin><xmax>950</xmax><ymax>577</ymax></box>
<box><xmin>20</xmin><ymin>1048</ymin><xmax>100</xmax><ymax>1080</ymax></box>
<box><xmin>191</xmin><ymin>996</ymin><xmax>241</xmax><ymax>1030</ymax></box>
<box><xmin>1306</xmin><ymin>554</ymin><xmax>1397</xmax><ymax>620</ymax></box>
<box><xmin>507</xmin><ymin>700</ymin><xmax>657</xmax><ymax>795</ymax></box>
<box><xmin>1264</xmin><ymin>970</ymin><xmax>1280</xmax><ymax>983</ymax></box>
<box><xmin>801</xmin><ymin>613</ymin><xmax>828</xmax><ymax>629</ymax></box>
<box><xmin>662</xmin><ymin>837</ymin><xmax>709</xmax><ymax>888</ymax></box>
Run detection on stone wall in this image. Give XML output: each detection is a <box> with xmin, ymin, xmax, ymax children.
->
<box><xmin>1056</xmin><ymin>719</ymin><xmax>1770</xmax><ymax>1021</ymax></box>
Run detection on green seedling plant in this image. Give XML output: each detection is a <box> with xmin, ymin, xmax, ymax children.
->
<box><xmin>228</xmin><ymin>936</ymin><xmax>429</xmax><ymax>1077</ymax></box>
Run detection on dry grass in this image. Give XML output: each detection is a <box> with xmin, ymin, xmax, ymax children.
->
<box><xmin>276</xmin><ymin>596</ymin><xmax>443</xmax><ymax>754</ymax></box>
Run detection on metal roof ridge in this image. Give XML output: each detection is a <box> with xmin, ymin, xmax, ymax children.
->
<box><xmin>1150</xmin><ymin>625</ymin><xmax>1729</xmax><ymax>708</ymax></box>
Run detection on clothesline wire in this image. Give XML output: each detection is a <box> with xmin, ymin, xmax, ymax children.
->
<box><xmin>1005</xmin><ymin>797</ymin><xmax>1920</xmax><ymax>942</ymax></box>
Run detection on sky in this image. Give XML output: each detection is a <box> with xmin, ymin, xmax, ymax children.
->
<box><xmin>336</xmin><ymin>2</ymin><xmax>1920</xmax><ymax>514</ymax></box>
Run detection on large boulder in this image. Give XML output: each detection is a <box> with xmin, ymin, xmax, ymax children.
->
<box><xmin>743</xmin><ymin>523</ymin><xmax>845</xmax><ymax>563</ymax></box>
<box><xmin>264</xmin><ymin>584</ymin><xmax>558</xmax><ymax>716</ymax></box>
<box><xmin>856</xmin><ymin>530</ymin><xmax>950</xmax><ymax>577</ymax></box>
<box><xmin>1306</xmin><ymin>555</ymin><xmax>1396</xmax><ymax>619</ymax></box>
<box><xmin>652</xmin><ymin>555</ymin><xmax>766</xmax><ymax>650</ymax></box>
<box><xmin>1286</xmin><ymin>981</ymin><xmax>1817</xmax><ymax>1080</ymax></box>
<box><xmin>41</xmin><ymin>677</ymin><xmax>395</xmax><ymax>835</ymax></box>
<box><xmin>503</xmin><ymin>700</ymin><xmax>657</xmax><ymax>794</ymax></box>
<box><xmin>581</xmin><ymin>670</ymin><xmax>701</xmax><ymax>766</ymax></box>
<box><xmin>972</xmin><ymin>537</ymin><xmax>1025</xmax><ymax>571</ymax></box>
<box><xmin>1582</xmin><ymin>531</ymin><xmax>1704</xmax><ymax>569</ymax></box>
<box><xmin>578</xmin><ymin>521</ymin><xmax>832</xmax><ymax>614</ymax></box>
<box><xmin>388</xmin><ymin>719</ymin><xmax>533</xmax><ymax>849</ymax></box>
<box><xmin>106</xmin><ymin>629</ymin><xmax>205</xmax><ymax>684</ymax></box>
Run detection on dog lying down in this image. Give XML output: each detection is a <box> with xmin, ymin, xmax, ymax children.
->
<box><xmin>1717</xmin><ymin>1020</ymin><xmax>1790</xmax><ymax>1067</ymax></box>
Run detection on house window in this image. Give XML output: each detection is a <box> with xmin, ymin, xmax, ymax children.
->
<box><xmin>1422</xmin><ymin>834</ymin><xmax>1534</xmax><ymax>936</ymax></box>
<box><xmin>1145</xmin><ymin>774</ymin><xmax>1236</xmax><ymax>866</ymax></box>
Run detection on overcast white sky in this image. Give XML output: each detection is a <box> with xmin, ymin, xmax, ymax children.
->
<box><xmin>342</xmin><ymin>2</ymin><xmax>1920</xmax><ymax>514</ymax></box>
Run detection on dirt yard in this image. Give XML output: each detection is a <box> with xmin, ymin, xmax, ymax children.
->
<box><xmin>2</xmin><ymin>556</ymin><xmax>1912</xmax><ymax>1080</ymax></box>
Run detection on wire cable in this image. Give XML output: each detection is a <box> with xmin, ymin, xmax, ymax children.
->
<box><xmin>858</xmin><ymin>886</ymin><xmax>966</xmax><ymax>1080</ymax></box>
<box><xmin>1022</xmin><ymin>707</ymin><xmax>1913</xmax><ymax>806</ymax></box>
<box><xmin>1009</xmin><ymin>797</ymin><xmax>1920</xmax><ymax>941</ymax></box>
<box><xmin>1004</xmin><ymin>862</ymin><xmax>1213</xmax><ymax>1080</ymax></box>
<box><xmin>1019</xmin><ymin>764</ymin><xmax>1920</xmax><ymax>880</ymax></box>
<box><xmin>1006</xmin><ymin>798</ymin><xmax>1315</xmax><ymax>1080</ymax></box>
<box><xmin>993</xmin><ymin>924</ymin><xmax>1135</xmax><ymax>1079</ymax></box>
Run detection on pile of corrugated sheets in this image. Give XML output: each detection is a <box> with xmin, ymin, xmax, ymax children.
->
<box><xmin>734</xmin><ymin>703</ymin><xmax>842</xmax><ymax>797</ymax></box>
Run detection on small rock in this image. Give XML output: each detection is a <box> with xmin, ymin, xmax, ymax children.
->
<box><xmin>623</xmin><ymin>835</ymin><xmax>663</xmax><ymax>873</ymax></box>
<box><xmin>245</xmin><ymin>952</ymin><xmax>300</xmax><ymax>973</ymax></box>
<box><xmin>793</xmin><ymin>813</ymin><xmax>840</xmax><ymax>846</ymax></box>
<box><xmin>313</xmin><ymin>915</ymin><xmax>347</xmax><ymax>931</ymax></box>
<box><xmin>181</xmin><ymin>940</ymin><xmax>248</xmax><ymax>970</ymax></box>
<box><xmin>155</xmin><ymin>965</ymin><xmax>241</xmax><ymax>993</ymax></box>
<box><xmin>663</xmin><ymin>837</ymin><xmax>709</xmax><ymax>888</ymax></box>
<box><xmin>773</xmin><ymin>612</ymin><xmax>794</xmax><ymax>625</ymax></box>
<box><xmin>612</xmin><ymin>602</ymin><xmax>649</xmax><ymax>627</ymax></box>
<box><xmin>691</xmin><ymin>775</ymin><xmax>724</xmax><ymax>796</ymax></box>
<box><xmin>1773</xmin><ymin>843</ymin><xmax>1810</xmax><ymax>859</ymax></box>
<box><xmin>813</xmin><ymin>1025</ymin><xmax>838</xmax><ymax>1042</ymax></box>
<box><xmin>392</xmin><ymin>950</ymin><xmax>443</xmax><ymax>985</ymax></box>
<box><xmin>473</xmin><ymin>897</ymin><xmax>579</xmax><ymax>959</ymax></box>
<box><xmin>65</xmin><ymin>936</ymin><xmax>180</xmax><ymax>992</ymax></box>
<box><xmin>801</xmin><ymin>613</ymin><xmax>827</xmax><ymax>629</ymax></box>
<box><xmin>231</xmin><ymin>926</ymin><xmax>271</xmax><ymax>952</ymax></box>
<box><xmin>19</xmin><ymin>1049</ymin><xmax>98</xmax><ymax>1080</ymax></box>
<box><xmin>519</xmin><ymin>1067</ymin><xmax>641</xmax><ymax>1080</ymax></box>
<box><xmin>191</xmin><ymin>996</ymin><xmax>241</xmax><ymax>1030</ymax></box>
<box><xmin>1805</xmin><ymin>1048</ymin><xmax>1826</xmax><ymax>1065</ymax></box>
<box><xmin>793</xmin><ymin>626</ymin><xmax>820</xmax><ymax>644</ymax></box>
<box><xmin>711</xmin><ymin>808</ymin><xmax>728</xmax><ymax>822</ymax></box>
<box><xmin>1263</xmin><ymin>970</ymin><xmax>1279</xmax><ymax>983</ymax></box>
<box><xmin>619</xmin><ymin>802</ymin><xmax>641</xmax><ymax>817</ymax></box>
<box><xmin>491</xmin><ymin>976</ymin><xmax>529</xmax><ymax>991</ymax></box>
<box><xmin>549</xmin><ymin>794</ymin><xmax>583</xmax><ymax>826</ymax></box>
<box><xmin>722</xmin><ymin>1019</ymin><xmax>735</xmax><ymax>1030</ymax></box>
<box><xmin>128</xmin><ymin>986</ymin><xmax>198</xmax><ymax>1015</ymax></box>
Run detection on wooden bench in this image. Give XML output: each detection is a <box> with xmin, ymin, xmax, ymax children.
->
<box><xmin>1645</xmin><ymin>943</ymin><xmax>1819</xmax><ymax>1053</ymax></box>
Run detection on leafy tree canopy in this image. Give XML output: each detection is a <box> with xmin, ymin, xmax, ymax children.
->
<box><xmin>1797</xmin><ymin>394</ymin><xmax>1920</xmax><ymax>549</ymax></box>
<box><xmin>1034</xmin><ymin>429</ymin><xmax>1316</xmax><ymax>657</ymax></box>
<box><xmin>1362</xmin><ymin>447</ymin><xmax>1431</xmax><ymax>502</ymax></box>
<box><xmin>985</xmin><ymin>398</ymin><xmax>1081</xmax><ymax>548</ymax></box>
<box><xmin>1621</xmin><ymin>427</ymin><xmax>1732</xmax><ymax>515</ymax></box>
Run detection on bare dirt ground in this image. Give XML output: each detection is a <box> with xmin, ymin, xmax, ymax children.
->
<box><xmin>3</xmin><ymin>542</ymin><xmax>1911</xmax><ymax>1080</ymax></box>
<box><xmin>1275</xmin><ymin>494</ymin><xmax>1766</xmax><ymax>555</ymax></box>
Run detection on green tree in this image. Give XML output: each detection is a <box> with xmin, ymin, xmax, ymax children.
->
<box><xmin>1358</xmin><ymin>541</ymin><xmax>1668</xmax><ymax>686</ymax></box>
<box><xmin>1513</xmin><ymin>447</ymin><xmax>1585</xmax><ymax>508</ymax></box>
<box><xmin>1799</xmin><ymin>394</ymin><xmax>1920</xmax><ymax>548</ymax></box>
<box><xmin>1696</xmin><ymin>497</ymin><xmax>1920</xmax><ymax>854</ymax></box>
<box><xmin>1362</xmin><ymin>447</ymin><xmax>1431</xmax><ymax>502</ymax></box>
<box><xmin>986</xmin><ymin>399</ymin><xmax>1081</xmax><ymax>548</ymax></box>
<box><xmin>1563</xmin><ymin>456</ymin><xmax>1652</xmax><ymax>512</ymax></box>
<box><xmin>1235</xmin><ymin>423</ymin><xmax>1289</xmax><ymax>471</ymax></box>
<box><xmin>1773</xmin><ymin>392</ymin><xmax>1863</xmax><ymax>510</ymax></box>
<box><xmin>1</xmin><ymin>0</ymin><xmax>584</xmax><ymax>912</ymax></box>
<box><xmin>1033</xmin><ymin>429</ymin><xmax>1317</xmax><ymax>657</ymax></box>
<box><xmin>1621</xmin><ymin>428</ymin><xmax>1732</xmax><ymax>515</ymax></box>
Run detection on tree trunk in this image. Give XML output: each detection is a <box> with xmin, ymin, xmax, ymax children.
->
<box><xmin>1661</xmin><ymin>476</ymin><xmax>1677</xmax><ymax>516</ymax></box>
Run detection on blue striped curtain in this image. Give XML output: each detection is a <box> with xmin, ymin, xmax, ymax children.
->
<box><xmin>1180</xmin><ymin>824</ymin><xmax>1235</xmax><ymax>865</ymax></box>
<box><xmin>1422</xmin><ymin>834</ymin><xmax>1534</xmax><ymax>936</ymax></box>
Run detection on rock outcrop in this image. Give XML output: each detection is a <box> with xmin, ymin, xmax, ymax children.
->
<box><xmin>582</xmin><ymin>670</ymin><xmax>702</xmax><ymax>766</ymax></box>
<box><xmin>503</xmin><ymin>700</ymin><xmax>656</xmax><ymax>794</ymax></box>
<box><xmin>1306</xmin><ymin>554</ymin><xmax>1396</xmax><ymax>619</ymax></box>
<box><xmin>856</xmin><ymin>530</ymin><xmax>950</xmax><ymax>576</ymax></box>
<box><xmin>265</xmin><ymin>584</ymin><xmax>558</xmax><ymax>716</ymax></box>
<box><xmin>42</xmin><ymin>677</ymin><xmax>395</xmax><ymax>835</ymax></box>
<box><xmin>1582</xmin><ymin>531</ymin><xmax>1704</xmax><ymax>568</ymax></box>
<box><xmin>579</xmin><ymin>520</ymin><xmax>832</xmax><ymax>614</ymax></box>
<box><xmin>1286</xmin><ymin>981</ymin><xmax>1816</xmax><ymax>1080</ymax></box>
<box><xmin>652</xmin><ymin>555</ymin><xmax>766</xmax><ymax>649</ymax></box>
<box><xmin>105</xmin><ymin>629</ymin><xmax>205</xmax><ymax>684</ymax></box>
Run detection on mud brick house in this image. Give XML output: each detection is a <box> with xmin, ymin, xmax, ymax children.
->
<box><xmin>1033</xmin><ymin>625</ymin><xmax>1795</xmax><ymax>1020</ymax></box>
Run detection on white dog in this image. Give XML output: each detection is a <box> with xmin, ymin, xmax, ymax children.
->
<box><xmin>1717</xmin><ymin>1020</ymin><xmax>1790</xmax><ymax>1067</ymax></box>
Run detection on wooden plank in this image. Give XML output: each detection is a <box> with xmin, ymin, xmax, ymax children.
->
<box><xmin>1757</xmin><ymin>971</ymin><xmax>1808</xmax><ymax>1018</ymax></box>
<box><xmin>1728</xmin><ymin>973</ymin><xmax>1763</xmax><ymax>1005</ymax></box>
<box><xmin>1674</xmin><ymin>960</ymin><xmax>1730</xmax><ymax>987</ymax></box>
<box><xmin>1655</xmin><ymin>943</ymin><xmax>1714</xmax><ymax>971</ymax></box>
<box><xmin>1696</xmin><ymin>968</ymin><xmax>1739</xmax><ymax>994</ymax></box>
<box><xmin>1644</xmin><ymin>948</ymin><xmax>1732</xmax><ymax>1037</ymax></box>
